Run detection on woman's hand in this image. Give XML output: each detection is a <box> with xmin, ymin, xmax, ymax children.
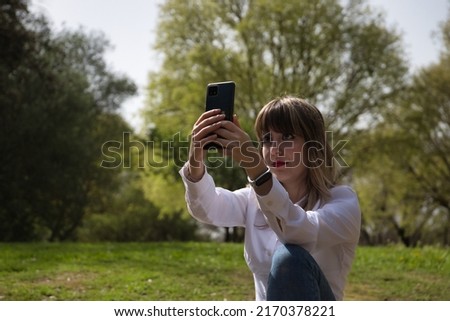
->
<box><xmin>216</xmin><ymin>115</ymin><xmax>272</xmax><ymax>195</ymax></box>
<box><xmin>187</xmin><ymin>109</ymin><xmax>225</xmax><ymax>181</ymax></box>
<box><xmin>188</xmin><ymin>110</ymin><xmax>271</xmax><ymax>194</ymax></box>
<box><xmin>214</xmin><ymin>115</ymin><xmax>262</xmax><ymax>170</ymax></box>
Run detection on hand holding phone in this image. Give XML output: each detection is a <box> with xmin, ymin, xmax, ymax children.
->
<box><xmin>204</xmin><ymin>81</ymin><xmax>235</xmax><ymax>149</ymax></box>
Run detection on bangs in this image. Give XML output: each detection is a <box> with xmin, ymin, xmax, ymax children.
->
<box><xmin>255</xmin><ymin>99</ymin><xmax>304</xmax><ymax>140</ymax></box>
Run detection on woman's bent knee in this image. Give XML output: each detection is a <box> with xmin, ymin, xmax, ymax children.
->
<box><xmin>267</xmin><ymin>244</ymin><xmax>336</xmax><ymax>301</ymax></box>
<box><xmin>271</xmin><ymin>244</ymin><xmax>313</xmax><ymax>274</ymax></box>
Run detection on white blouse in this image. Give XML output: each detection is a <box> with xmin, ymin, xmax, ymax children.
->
<box><xmin>179</xmin><ymin>165</ymin><xmax>361</xmax><ymax>300</ymax></box>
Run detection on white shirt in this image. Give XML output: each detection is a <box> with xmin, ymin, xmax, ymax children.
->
<box><xmin>179</xmin><ymin>165</ymin><xmax>361</xmax><ymax>300</ymax></box>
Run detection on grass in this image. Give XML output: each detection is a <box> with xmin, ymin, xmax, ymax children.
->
<box><xmin>0</xmin><ymin>242</ymin><xmax>448</xmax><ymax>301</ymax></box>
<box><xmin>345</xmin><ymin>246</ymin><xmax>450</xmax><ymax>300</ymax></box>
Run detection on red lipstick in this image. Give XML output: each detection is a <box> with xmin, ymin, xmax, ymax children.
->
<box><xmin>273</xmin><ymin>161</ymin><xmax>286</xmax><ymax>168</ymax></box>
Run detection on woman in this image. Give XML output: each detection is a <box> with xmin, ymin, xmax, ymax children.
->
<box><xmin>179</xmin><ymin>96</ymin><xmax>361</xmax><ymax>300</ymax></box>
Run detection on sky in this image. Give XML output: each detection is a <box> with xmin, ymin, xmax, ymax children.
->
<box><xmin>31</xmin><ymin>0</ymin><xmax>449</xmax><ymax>131</ymax></box>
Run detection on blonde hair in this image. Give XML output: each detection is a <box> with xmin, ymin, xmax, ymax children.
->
<box><xmin>255</xmin><ymin>96</ymin><xmax>338</xmax><ymax>210</ymax></box>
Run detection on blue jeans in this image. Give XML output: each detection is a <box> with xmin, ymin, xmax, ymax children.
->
<box><xmin>267</xmin><ymin>244</ymin><xmax>336</xmax><ymax>301</ymax></box>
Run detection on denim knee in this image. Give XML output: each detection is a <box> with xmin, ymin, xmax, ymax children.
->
<box><xmin>271</xmin><ymin>244</ymin><xmax>315</xmax><ymax>277</ymax></box>
<box><xmin>267</xmin><ymin>244</ymin><xmax>336</xmax><ymax>301</ymax></box>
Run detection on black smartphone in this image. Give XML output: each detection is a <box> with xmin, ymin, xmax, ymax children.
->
<box><xmin>204</xmin><ymin>81</ymin><xmax>235</xmax><ymax>149</ymax></box>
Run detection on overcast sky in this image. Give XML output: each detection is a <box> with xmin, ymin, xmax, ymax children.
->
<box><xmin>31</xmin><ymin>0</ymin><xmax>449</xmax><ymax>130</ymax></box>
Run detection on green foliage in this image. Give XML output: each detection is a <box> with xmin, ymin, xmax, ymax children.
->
<box><xmin>79</xmin><ymin>172</ymin><xmax>198</xmax><ymax>242</ymax></box>
<box><xmin>142</xmin><ymin>0</ymin><xmax>410</xmax><ymax>240</ymax></box>
<box><xmin>0</xmin><ymin>243</ymin><xmax>448</xmax><ymax>300</ymax></box>
<box><xmin>145</xmin><ymin>0</ymin><xmax>408</xmax><ymax>136</ymax></box>
<box><xmin>0</xmin><ymin>0</ymin><xmax>137</xmax><ymax>241</ymax></box>
<box><xmin>351</xmin><ymin>11</ymin><xmax>450</xmax><ymax>246</ymax></box>
<box><xmin>2</xmin><ymin>0</ymin><xmax>448</xmax><ymax>245</ymax></box>
<box><xmin>0</xmin><ymin>1</ymin><xmax>199</xmax><ymax>242</ymax></box>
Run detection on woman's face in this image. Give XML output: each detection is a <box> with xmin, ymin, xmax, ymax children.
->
<box><xmin>261</xmin><ymin>129</ymin><xmax>307</xmax><ymax>186</ymax></box>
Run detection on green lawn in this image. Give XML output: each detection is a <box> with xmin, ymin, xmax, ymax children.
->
<box><xmin>0</xmin><ymin>243</ymin><xmax>448</xmax><ymax>300</ymax></box>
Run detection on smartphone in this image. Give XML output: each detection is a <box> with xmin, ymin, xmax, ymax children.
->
<box><xmin>204</xmin><ymin>81</ymin><xmax>235</xmax><ymax>149</ymax></box>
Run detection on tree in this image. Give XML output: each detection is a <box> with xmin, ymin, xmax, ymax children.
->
<box><xmin>142</xmin><ymin>0</ymin><xmax>408</xmax><ymax>241</ymax></box>
<box><xmin>404</xmin><ymin>14</ymin><xmax>450</xmax><ymax>216</ymax></box>
<box><xmin>78</xmin><ymin>170</ymin><xmax>198</xmax><ymax>242</ymax></box>
<box><xmin>389</xmin><ymin>12</ymin><xmax>450</xmax><ymax>245</ymax></box>
<box><xmin>352</xmin><ymin>10</ymin><xmax>450</xmax><ymax>246</ymax></box>
<box><xmin>0</xmin><ymin>0</ymin><xmax>137</xmax><ymax>241</ymax></box>
<box><xmin>351</xmin><ymin>127</ymin><xmax>433</xmax><ymax>246</ymax></box>
<box><xmin>145</xmin><ymin>0</ymin><xmax>407</xmax><ymax>134</ymax></box>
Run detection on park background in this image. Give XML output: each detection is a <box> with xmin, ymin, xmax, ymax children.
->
<box><xmin>1</xmin><ymin>0</ymin><xmax>449</xmax><ymax>300</ymax></box>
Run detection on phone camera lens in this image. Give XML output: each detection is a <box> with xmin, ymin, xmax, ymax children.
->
<box><xmin>209</xmin><ymin>86</ymin><xmax>218</xmax><ymax>96</ymax></box>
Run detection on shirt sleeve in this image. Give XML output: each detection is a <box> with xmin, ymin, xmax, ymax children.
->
<box><xmin>256</xmin><ymin>178</ymin><xmax>361</xmax><ymax>252</ymax></box>
<box><xmin>179</xmin><ymin>164</ymin><xmax>249</xmax><ymax>228</ymax></box>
